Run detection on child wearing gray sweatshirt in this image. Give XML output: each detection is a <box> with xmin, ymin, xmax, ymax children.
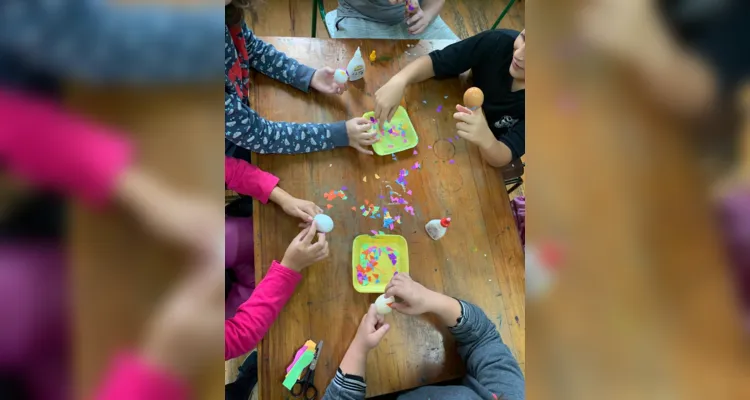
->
<box><xmin>321</xmin><ymin>274</ymin><xmax>525</xmax><ymax>400</ymax></box>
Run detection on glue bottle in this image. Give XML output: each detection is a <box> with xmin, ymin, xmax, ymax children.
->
<box><xmin>425</xmin><ymin>217</ymin><xmax>450</xmax><ymax>240</ymax></box>
<box><xmin>347</xmin><ymin>47</ymin><xmax>366</xmax><ymax>81</ymax></box>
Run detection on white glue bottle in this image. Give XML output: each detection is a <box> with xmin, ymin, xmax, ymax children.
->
<box><xmin>425</xmin><ymin>217</ymin><xmax>451</xmax><ymax>240</ymax></box>
<box><xmin>347</xmin><ymin>47</ymin><xmax>366</xmax><ymax>81</ymax></box>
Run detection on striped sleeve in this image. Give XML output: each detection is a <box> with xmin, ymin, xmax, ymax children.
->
<box><xmin>320</xmin><ymin>369</ymin><xmax>366</xmax><ymax>400</ymax></box>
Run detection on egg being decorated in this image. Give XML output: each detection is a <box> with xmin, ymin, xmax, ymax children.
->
<box><xmin>333</xmin><ymin>68</ymin><xmax>349</xmax><ymax>84</ymax></box>
<box><xmin>374</xmin><ymin>294</ymin><xmax>395</xmax><ymax>314</ymax></box>
<box><xmin>313</xmin><ymin>214</ymin><xmax>334</xmax><ymax>233</ymax></box>
<box><xmin>463</xmin><ymin>87</ymin><xmax>484</xmax><ymax>109</ymax></box>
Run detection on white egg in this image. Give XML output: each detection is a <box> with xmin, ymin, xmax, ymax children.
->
<box><xmin>313</xmin><ymin>214</ymin><xmax>334</xmax><ymax>233</ymax></box>
<box><xmin>375</xmin><ymin>294</ymin><xmax>395</xmax><ymax>314</ymax></box>
<box><xmin>333</xmin><ymin>68</ymin><xmax>349</xmax><ymax>84</ymax></box>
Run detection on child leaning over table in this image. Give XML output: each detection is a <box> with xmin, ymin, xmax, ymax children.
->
<box><xmin>326</xmin><ymin>0</ymin><xmax>458</xmax><ymax>40</ymax></box>
<box><xmin>225</xmin><ymin>0</ymin><xmax>377</xmax><ymax>156</ymax></box>
<box><xmin>321</xmin><ymin>274</ymin><xmax>525</xmax><ymax>400</ymax></box>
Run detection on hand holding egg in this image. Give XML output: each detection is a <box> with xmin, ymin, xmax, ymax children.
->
<box><xmin>463</xmin><ymin>87</ymin><xmax>484</xmax><ymax>110</ymax></box>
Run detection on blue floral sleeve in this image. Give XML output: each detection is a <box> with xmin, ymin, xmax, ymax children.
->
<box><xmin>244</xmin><ymin>26</ymin><xmax>316</xmax><ymax>92</ymax></box>
<box><xmin>0</xmin><ymin>0</ymin><xmax>222</xmax><ymax>84</ymax></box>
<box><xmin>225</xmin><ymin>91</ymin><xmax>349</xmax><ymax>154</ymax></box>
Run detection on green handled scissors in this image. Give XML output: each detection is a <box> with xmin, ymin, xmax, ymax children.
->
<box><xmin>291</xmin><ymin>341</ymin><xmax>323</xmax><ymax>400</ymax></box>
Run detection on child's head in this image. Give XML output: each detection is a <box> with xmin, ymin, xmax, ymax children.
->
<box><xmin>225</xmin><ymin>0</ymin><xmax>259</xmax><ymax>26</ymax></box>
<box><xmin>509</xmin><ymin>29</ymin><xmax>526</xmax><ymax>81</ymax></box>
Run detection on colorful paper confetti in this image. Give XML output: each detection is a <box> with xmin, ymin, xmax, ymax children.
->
<box><xmin>326</xmin><ymin>204</ymin><xmax>333</xmax><ymax>209</ymax></box>
<box><xmin>407</xmin><ymin>190</ymin><xmax>412</xmax><ymax>195</ymax></box>
<box><xmin>363</xmin><ymin>176</ymin><xmax>367</xmax><ymax>182</ymax></box>
<box><xmin>356</xmin><ymin>245</ymin><xmax>399</xmax><ymax>286</ymax></box>
<box><xmin>412</xmin><ymin>162</ymin><xmax>421</xmax><ymax>170</ymax></box>
<box><xmin>323</xmin><ymin>189</ymin><xmax>348</xmax><ymax>201</ymax></box>
<box><xmin>375</xmin><ymin>174</ymin><xmax>380</xmax><ymax>179</ymax></box>
<box><xmin>422</xmin><ymin>100</ymin><xmax>427</xmax><ymax>104</ymax></box>
<box><xmin>428</xmin><ymin>145</ymin><xmax>433</xmax><ymax>149</ymax></box>
<box><xmin>436</xmin><ymin>105</ymin><xmax>443</xmax><ymax>112</ymax></box>
<box><xmin>413</xmin><ymin>149</ymin><xmax>418</xmax><ymax>155</ymax></box>
<box><xmin>449</xmin><ymin>159</ymin><xmax>456</xmax><ymax>164</ymax></box>
<box><xmin>404</xmin><ymin>206</ymin><xmax>415</xmax><ymax>215</ymax></box>
<box><xmin>444</xmin><ymin>95</ymin><xmax>449</xmax><ymax>99</ymax></box>
<box><xmin>447</xmin><ymin>138</ymin><xmax>453</xmax><ymax>143</ymax></box>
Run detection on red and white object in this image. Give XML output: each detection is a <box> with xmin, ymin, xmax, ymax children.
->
<box><xmin>425</xmin><ymin>217</ymin><xmax>451</xmax><ymax>240</ymax></box>
<box><xmin>526</xmin><ymin>242</ymin><xmax>563</xmax><ymax>301</ymax></box>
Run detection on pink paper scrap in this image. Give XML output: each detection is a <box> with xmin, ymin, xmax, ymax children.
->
<box><xmin>407</xmin><ymin>190</ymin><xmax>413</xmax><ymax>195</ymax></box>
<box><xmin>413</xmin><ymin>149</ymin><xmax>418</xmax><ymax>155</ymax></box>
<box><xmin>427</xmin><ymin>145</ymin><xmax>433</xmax><ymax>149</ymax></box>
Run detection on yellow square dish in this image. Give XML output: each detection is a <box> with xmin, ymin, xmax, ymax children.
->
<box><xmin>352</xmin><ymin>234</ymin><xmax>410</xmax><ymax>293</ymax></box>
<box><xmin>362</xmin><ymin>106</ymin><xmax>419</xmax><ymax>156</ymax></box>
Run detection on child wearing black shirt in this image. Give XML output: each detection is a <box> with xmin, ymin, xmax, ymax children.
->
<box><xmin>375</xmin><ymin>29</ymin><xmax>526</xmax><ymax>167</ymax></box>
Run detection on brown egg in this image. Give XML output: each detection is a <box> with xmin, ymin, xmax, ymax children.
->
<box><xmin>463</xmin><ymin>87</ymin><xmax>484</xmax><ymax>108</ymax></box>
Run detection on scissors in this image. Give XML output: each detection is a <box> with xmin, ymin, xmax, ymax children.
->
<box><xmin>291</xmin><ymin>341</ymin><xmax>323</xmax><ymax>399</ymax></box>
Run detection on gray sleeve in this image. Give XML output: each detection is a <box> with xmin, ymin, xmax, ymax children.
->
<box><xmin>320</xmin><ymin>369</ymin><xmax>367</xmax><ymax>400</ymax></box>
<box><xmin>0</xmin><ymin>0</ymin><xmax>222</xmax><ymax>84</ymax></box>
<box><xmin>244</xmin><ymin>26</ymin><xmax>316</xmax><ymax>92</ymax></box>
<box><xmin>452</xmin><ymin>300</ymin><xmax>526</xmax><ymax>400</ymax></box>
<box><xmin>225</xmin><ymin>91</ymin><xmax>349</xmax><ymax>154</ymax></box>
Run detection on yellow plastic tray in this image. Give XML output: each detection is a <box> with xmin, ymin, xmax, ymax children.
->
<box><xmin>362</xmin><ymin>106</ymin><xmax>419</xmax><ymax>156</ymax></box>
<box><xmin>352</xmin><ymin>234</ymin><xmax>409</xmax><ymax>293</ymax></box>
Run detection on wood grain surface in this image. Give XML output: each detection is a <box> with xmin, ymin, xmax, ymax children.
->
<box><xmin>253</xmin><ymin>37</ymin><xmax>525</xmax><ymax>399</ymax></box>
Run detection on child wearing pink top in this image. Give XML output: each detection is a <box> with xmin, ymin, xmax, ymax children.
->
<box><xmin>224</xmin><ymin>156</ymin><xmax>322</xmax><ymax>317</ymax></box>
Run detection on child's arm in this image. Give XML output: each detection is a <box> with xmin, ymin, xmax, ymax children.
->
<box><xmin>224</xmin><ymin>156</ymin><xmax>279</xmax><ymax>203</ymax></box>
<box><xmin>0</xmin><ymin>89</ymin><xmax>132</xmax><ymax>206</ymax></box>
<box><xmin>225</xmin><ymin>91</ymin><xmax>349</xmax><ymax>154</ymax></box>
<box><xmin>441</xmin><ymin>297</ymin><xmax>526</xmax><ymax>400</ymax></box>
<box><xmin>243</xmin><ymin>26</ymin><xmax>316</xmax><ymax>92</ymax></box>
<box><xmin>225</xmin><ymin>261</ymin><xmax>302</xmax><ymax>360</ymax></box>
<box><xmin>0</xmin><ymin>0</ymin><xmax>222</xmax><ymax>83</ymax></box>
<box><xmin>321</xmin><ymin>305</ymin><xmax>389</xmax><ymax>400</ymax></box>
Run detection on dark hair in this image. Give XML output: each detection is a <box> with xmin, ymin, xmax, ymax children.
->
<box><xmin>226</xmin><ymin>0</ymin><xmax>259</xmax><ymax>26</ymax></box>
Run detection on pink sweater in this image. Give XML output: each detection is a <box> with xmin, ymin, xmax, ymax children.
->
<box><xmin>0</xmin><ymin>90</ymin><xmax>132</xmax><ymax>206</ymax></box>
<box><xmin>225</xmin><ymin>155</ymin><xmax>279</xmax><ymax>203</ymax></box>
<box><xmin>225</xmin><ymin>261</ymin><xmax>302</xmax><ymax>360</ymax></box>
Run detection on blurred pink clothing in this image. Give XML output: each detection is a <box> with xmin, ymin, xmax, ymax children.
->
<box><xmin>0</xmin><ymin>90</ymin><xmax>133</xmax><ymax>205</ymax></box>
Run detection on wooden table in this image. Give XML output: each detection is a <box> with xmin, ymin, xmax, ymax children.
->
<box><xmin>253</xmin><ymin>38</ymin><xmax>525</xmax><ymax>399</ymax></box>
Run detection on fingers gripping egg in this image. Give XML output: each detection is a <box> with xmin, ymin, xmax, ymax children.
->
<box><xmin>463</xmin><ymin>87</ymin><xmax>484</xmax><ymax>109</ymax></box>
<box><xmin>313</xmin><ymin>214</ymin><xmax>334</xmax><ymax>233</ymax></box>
<box><xmin>375</xmin><ymin>294</ymin><xmax>395</xmax><ymax>314</ymax></box>
<box><xmin>333</xmin><ymin>68</ymin><xmax>349</xmax><ymax>84</ymax></box>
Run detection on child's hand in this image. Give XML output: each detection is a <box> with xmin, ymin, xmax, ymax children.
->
<box><xmin>281</xmin><ymin>226</ymin><xmax>329</xmax><ymax>272</ymax></box>
<box><xmin>384</xmin><ymin>273</ymin><xmax>437</xmax><ymax>315</ymax></box>
<box><xmin>346</xmin><ymin>117</ymin><xmax>377</xmax><ymax>155</ymax></box>
<box><xmin>374</xmin><ymin>78</ymin><xmax>406</xmax><ymax>124</ymax></box>
<box><xmin>311</xmin><ymin>67</ymin><xmax>347</xmax><ymax>95</ymax></box>
<box><xmin>351</xmin><ymin>304</ymin><xmax>391</xmax><ymax>352</ymax></box>
<box><xmin>406</xmin><ymin>6</ymin><xmax>436</xmax><ymax>35</ymax></box>
<box><xmin>270</xmin><ymin>187</ymin><xmax>322</xmax><ymax>223</ymax></box>
<box><xmin>281</xmin><ymin>196</ymin><xmax>323</xmax><ymax>223</ymax></box>
<box><xmin>453</xmin><ymin>105</ymin><xmax>496</xmax><ymax>148</ymax></box>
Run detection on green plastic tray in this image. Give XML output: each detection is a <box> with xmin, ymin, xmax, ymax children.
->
<box><xmin>363</xmin><ymin>106</ymin><xmax>419</xmax><ymax>156</ymax></box>
<box><xmin>352</xmin><ymin>234</ymin><xmax>409</xmax><ymax>293</ymax></box>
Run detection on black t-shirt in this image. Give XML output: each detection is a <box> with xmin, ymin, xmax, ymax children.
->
<box><xmin>661</xmin><ymin>0</ymin><xmax>750</xmax><ymax>98</ymax></box>
<box><xmin>429</xmin><ymin>30</ymin><xmax>525</xmax><ymax>159</ymax></box>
